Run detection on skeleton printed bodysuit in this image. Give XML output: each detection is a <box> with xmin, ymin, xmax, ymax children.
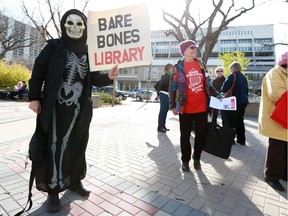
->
<box><xmin>23</xmin><ymin>10</ymin><xmax>114</xmax><ymax>216</ymax></box>
<box><xmin>27</xmin><ymin>9</ymin><xmax>95</xmax><ymax>194</ymax></box>
<box><xmin>49</xmin><ymin>53</ymin><xmax>88</xmax><ymax>190</ymax></box>
<box><xmin>18</xmin><ymin>8</ymin><xmax>119</xmax><ymax>215</ymax></box>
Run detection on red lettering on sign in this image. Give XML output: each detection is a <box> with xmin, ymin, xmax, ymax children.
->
<box><xmin>94</xmin><ymin>46</ymin><xmax>145</xmax><ymax>66</ymax></box>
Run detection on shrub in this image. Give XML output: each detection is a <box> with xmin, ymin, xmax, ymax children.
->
<box><xmin>93</xmin><ymin>92</ymin><xmax>122</xmax><ymax>106</ymax></box>
<box><xmin>0</xmin><ymin>60</ymin><xmax>31</xmax><ymax>90</ymax></box>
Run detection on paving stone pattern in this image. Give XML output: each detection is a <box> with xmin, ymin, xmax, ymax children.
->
<box><xmin>0</xmin><ymin>100</ymin><xmax>287</xmax><ymax>216</ymax></box>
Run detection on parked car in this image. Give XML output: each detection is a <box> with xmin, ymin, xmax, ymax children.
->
<box><xmin>92</xmin><ymin>86</ymin><xmax>97</xmax><ymax>93</ymax></box>
<box><xmin>128</xmin><ymin>88</ymin><xmax>141</xmax><ymax>93</ymax></box>
<box><xmin>124</xmin><ymin>88</ymin><xmax>141</xmax><ymax>97</ymax></box>
<box><xmin>97</xmin><ymin>86</ymin><xmax>129</xmax><ymax>100</ymax></box>
<box><xmin>130</xmin><ymin>89</ymin><xmax>158</xmax><ymax>101</ymax></box>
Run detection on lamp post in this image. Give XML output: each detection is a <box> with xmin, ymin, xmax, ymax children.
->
<box><xmin>146</xmin><ymin>64</ymin><xmax>152</xmax><ymax>103</ymax></box>
<box><xmin>145</xmin><ymin>40</ymin><xmax>156</xmax><ymax>103</ymax></box>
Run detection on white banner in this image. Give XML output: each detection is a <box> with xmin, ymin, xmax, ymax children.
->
<box><xmin>87</xmin><ymin>3</ymin><xmax>152</xmax><ymax>71</ymax></box>
<box><xmin>209</xmin><ymin>96</ymin><xmax>237</xmax><ymax>111</ymax></box>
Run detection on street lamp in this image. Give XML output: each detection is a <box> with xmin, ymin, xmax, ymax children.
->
<box><xmin>146</xmin><ymin>64</ymin><xmax>152</xmax><ymax>103</ymax></box>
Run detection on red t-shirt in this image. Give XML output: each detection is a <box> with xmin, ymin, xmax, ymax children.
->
<box><xmin>184</xmin><ymin>61</ymin><xmax>207</xmax><ymax>113</ymax></box>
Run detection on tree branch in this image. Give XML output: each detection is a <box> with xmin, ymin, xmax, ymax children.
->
<box><xmin>161</xmin><ymin>0</ymin><xmax>260</xmax><ymax>63</ymax></box>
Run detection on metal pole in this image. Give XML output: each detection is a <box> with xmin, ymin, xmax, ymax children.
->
<box><xmin>112</xmin><ymin>78</ymin><xmax>116</xmax><ymax>107</ymax></box>
<box><xmin>146</xmin><ymin>64</ymin><xmax>152</xmax><ymax>103</ymax></box>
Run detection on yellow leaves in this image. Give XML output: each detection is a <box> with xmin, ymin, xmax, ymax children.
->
<box><xmin>0</xmin><ymin>60</ymin><xmax>31</xmax><ymax>90</ymax></box>
<box><xmin>218</xmin><ymin>51</ymin><xmax>250</xmax><ymax>77</ymax></box>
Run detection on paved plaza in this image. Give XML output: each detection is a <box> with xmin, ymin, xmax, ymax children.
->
<box><xmin>0</xmin><ymin>100</ymin><xmax>287</xmax><ymax>216</ymax></box>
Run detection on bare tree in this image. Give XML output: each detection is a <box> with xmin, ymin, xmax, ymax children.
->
<box><xmin>0</xmin><ymin>13</ymin><xmax>35</xmax><ymax>59</ymax></box>
<box><xmin>162</xmin><ymin>0</ymin><xmax>264</xmax><ymax>63</ymax></box>
<box><xmin>22</xmin><ymin>0</ymin><xmax>90</xmax><ymax>41</ymax></box>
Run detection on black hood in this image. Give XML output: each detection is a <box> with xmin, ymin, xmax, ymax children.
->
<box><xmin>60</xmin><ymin>9</ymin><xmax>87</xmax><ymax>57</ymax></box>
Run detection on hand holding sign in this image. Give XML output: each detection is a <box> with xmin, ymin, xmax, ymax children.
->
<box><xmin>108</xmin><ymin>64</ymin><xmax>120</xmax><ymax>80</ymax></box>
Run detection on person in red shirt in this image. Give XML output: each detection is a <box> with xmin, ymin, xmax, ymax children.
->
<box><xmin>169</xmin><ymin>40</ymin><xmax>219</xmax><ymax>171</ymax></box>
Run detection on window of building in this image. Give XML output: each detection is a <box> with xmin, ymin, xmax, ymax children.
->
<box><xmin>255</xmin><ymin>51</ymin><xmax>274</xmax><ymax>56</ymax></box>
<box><xmin>239</xmin><ymin>39</ymin><xmax>252</xmax><ymax>43</ymax></box>
<box><xmin>120</xmin><ymin>67</ymin><xmax>139</xmax><ymax>75</ymax></box>
<box><xmin>238</xmin><ymin>47</ymin><xmax>252</xmax><ymax>51</ymax></box>
<box><xmin>170</xmin><ymin>53</ymin><xmax>182</xmax><ymax>58</ymax></box>
<box><xmin>254</xmin><ymin>38</ymin><xmax>272</xmax><ymax>43</ymax></box>
<box><xmin>170</xmin><ymin>48</ymin><xmax>179</xmax><ymax>53</ymax></box>
<box><xmin>254</xmin><ymin>46</ymin><xmax>273</xmax><ymax>51</ymax></box>
<box><xmin>220</xmin><ymin>39</ymin><xmax>237</xmax><ymax>44</ymax></box>
<box><xmin>155</xmin><ymin>53</ymin><xmax>169</xmax><ymax>58</ymax></box>
<box><xmin>220</xmin><ymin>47</ymin><xmax>237</xmax><ymax>52</ymax></box>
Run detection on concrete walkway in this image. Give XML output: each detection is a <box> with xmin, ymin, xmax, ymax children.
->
<box><xmin>0</xmin><ymin>100</ymin><xmax>287</xmax><ymax>216</ymax></box>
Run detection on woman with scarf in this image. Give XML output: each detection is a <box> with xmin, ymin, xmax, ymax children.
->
<box><xmin>169</xmin><ymin>40</ymin><xmax>220</xmax><ymax>172</ymax></box>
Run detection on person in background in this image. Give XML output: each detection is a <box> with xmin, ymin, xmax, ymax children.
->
<box><xmin>258</xmin><ymin>51</ymin><xmax>287</xmax><ymax>192</ymax></box>
<box><xmin>12</xmin><ymin>81</ymin><xmax>23</xmax><ymax>99</ymax></box>
<box><xmin>212</xmin><ymin>66</ymin><xmax>226</xmax><ymax>125</ymax></box>
<box><xmin>17</xmin><ymin>81</ymin><xmax>29</xmax><ymax>100</ymax></box>
<box><xmin>14</xmin><ymin>81</ymin><xmax>23</xmax><ymax>92</ymax></box>
<box><xmin>169</xmin><ymin>40</ymin><xmax>220</xmax><ymax>172</ymax></box>
<box><xmin>221</xmin><ymin>62</ymin><xmax>249</xmax><ymax>145</ymax></box>
<box><xmin>157</xmin><ymin>63</ymin><xmax>174</xmax><ymax>133</ymax></box>
<box><xmin>27</xmin><ymin>9</ymin><xmax>119</xmax><ymax>213</ymax></box>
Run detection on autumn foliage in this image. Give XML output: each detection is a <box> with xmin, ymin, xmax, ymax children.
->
<box><xmin>0</xmin><ymin>60</ymin><xmax>31</xmax><ymax>90</ymax></box>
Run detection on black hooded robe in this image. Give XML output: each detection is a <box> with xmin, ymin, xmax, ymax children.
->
<box><xmin>28</xmin><ymin>9</ymin><xmax>112</xmax><ymax>194</ymax></box>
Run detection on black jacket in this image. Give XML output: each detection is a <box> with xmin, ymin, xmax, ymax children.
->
<box><xmin>212</xmin><ymin>76</ymin><xmax>226</xmax><ymax>92</ymax></box>
<box><xmin>221</xmin><ymin>71</ymin><xmax>249</xmax><ymax>105</ymax></box>
<box><xmin>157</xmin><ymin>72</ymin><xmax>170</xmax><ymax>94</ymax></box>
<box><xmin>29</xmin><ymin>39</ymin><xmax>112</xmax><ymax>131</ymax></box>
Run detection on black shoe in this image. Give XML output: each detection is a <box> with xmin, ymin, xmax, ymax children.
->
<box><xmin>47</xmin><ymin>193</ymin><xmax>60</xmax><ymax>213</ymax></box>
<box><xmin>157</xmin><ymin>128</ymin><xmax>166</xmax><ymax>133</ymax></box>
<box><xmin>265</xmin><ymin>178</ymin><xmax>285</xmax><ymax>191</ymax></box>
<box><xmin>164</xmin><ymin>127</ymin><xmax>170</xmax><ymax>131</ymax></box>
<box><xmin>70</xmin><ymin>181</ymin><xmax>90</xmax><ymax>196</ymax></box>
<box><xmin>192</xmin><ymin>156</ymin><xmax>201</xmax><ymax>170</ymax></box>
<box><xmin>182</xmin><ymin>162</ymin><xmax>190</xmax><ymax>172</ymax></box>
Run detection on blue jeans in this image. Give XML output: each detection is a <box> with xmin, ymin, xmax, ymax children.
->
<box><xmin>157</xmin><ymin>93</ymin><xmax>169</xmax><ymax>130</ymax></box>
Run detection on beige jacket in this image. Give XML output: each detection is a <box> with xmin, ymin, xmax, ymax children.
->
<box><xmin>258</xmin><ymin>66</ymin><xmax>288</xmax><ymax>141</ymax></box>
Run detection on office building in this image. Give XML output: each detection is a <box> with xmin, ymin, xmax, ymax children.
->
<box><xmin>1</xmin><ymin>15</ymin><xmax>285</xmax><ymax>93</ymax></box>
<box><xmin>116</xmin><ymin>24</ymin><xmax>285</xmax><ymax>93</ymax></box>
<box><xmin>0</xmin><ymin>13</ymin><xmax>46</xmax><ymax>70</ymax></box>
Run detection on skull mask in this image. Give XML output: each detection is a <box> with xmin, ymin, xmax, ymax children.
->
<box><xmin>64</xmin><ymin>14</ymin><xmax>85</xmax><ymax>40</ymax></box>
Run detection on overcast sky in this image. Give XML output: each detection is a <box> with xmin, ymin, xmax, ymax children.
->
<box><xmin>1</xmin><ymin>0</ymin><xmax>287</xmax><ymax>57</ymax></box>
<box><xmin>1</xmin><ymin>0</ymin><xmax>287</xmax><ymax>30</ymax></box>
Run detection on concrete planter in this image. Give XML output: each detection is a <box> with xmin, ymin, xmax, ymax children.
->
<box><xmin>91</xmin><ymin>95</ymin><xmax>101</xmax><ymax>108</ymax></box>
<box><xmin>245</xmin><ymin>102</ymin><xmax>259</xmax><ymax>117</ymax></box>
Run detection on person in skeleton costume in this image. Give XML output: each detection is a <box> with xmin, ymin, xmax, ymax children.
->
<box><xmin>27</xmin><ymin>9</ymin><xmax>119</xmax><ymax>213</ymax></box>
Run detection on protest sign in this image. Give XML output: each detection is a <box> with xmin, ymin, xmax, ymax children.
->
<box><xmin>209</xmin><ymin>96</ymin><xmax>237</xmax><ymax>111</ymax></box>
<box><xmin>87</xmin><ymin>3</ymin><xmax>152</xmax><ymax>71</ymax></box>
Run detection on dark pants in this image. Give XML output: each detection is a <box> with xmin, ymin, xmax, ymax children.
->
<box><xmin>179</xmin><ymin>112</ymin><xmax>208</xmax><ymax>162</ymax></box>
<box><xmin>157</xmin><ymin>93</ymin><xmax>169</xmax><ymax>130</ymax></box>
<box><xmin>265</xmin><ymin>138</ymin><xmax>287</xmax><ymax>181</ymax></box>
<box><xmin>225</xmin><ymin>104</ymin><xmax>247</xmax><ymax>143</ymax></box>
<box><xmin>212</xmin><ymin>109</ymin><xmax>228</xmax><ymax>126</ymax></box>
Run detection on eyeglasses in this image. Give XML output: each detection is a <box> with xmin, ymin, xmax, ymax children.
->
<box><xmin>216</xmin><ymin>70</ymin><xmax>223</xmax><ymax>73</ymax></box>
<box><xmin>189</xmin><ymin>46</ymin><xmax>197</xmax><ymax>50</ymax></box>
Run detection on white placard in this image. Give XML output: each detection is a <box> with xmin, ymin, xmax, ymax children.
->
<box><xmin>209</xmin><ymin>96</ymin><xmax>237</xmax><ymax>110</ymax></box>
<box><xmin>87</xmin><ymin>3</ymin><xmax>152</xmax><ymax>71</ymax></box>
